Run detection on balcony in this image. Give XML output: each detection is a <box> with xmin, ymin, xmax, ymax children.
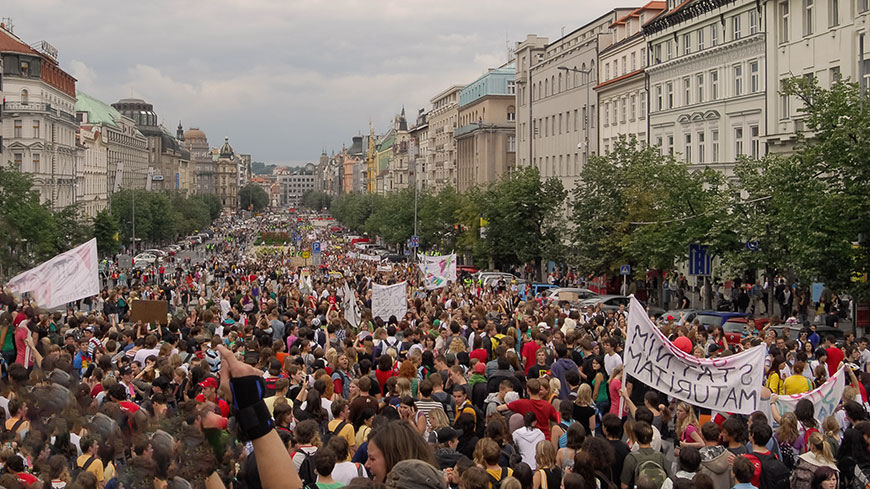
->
<box><xmin>3</xmin><ymin>102</ymin><xmax>77</xmax><ymax>123</ymax></box>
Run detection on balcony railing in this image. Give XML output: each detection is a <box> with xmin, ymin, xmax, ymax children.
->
<box><xmin>4</xmin><ymin>102</ymin><xmax>77</xmax><ymax>123</ymax></box>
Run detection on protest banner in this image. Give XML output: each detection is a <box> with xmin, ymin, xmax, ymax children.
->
<box><xmin>773</xmin><ymin>366</ymin><xmax>847</xmax><ymax>422</ymax></box>
<box><xmin>130</xmin><ymin>300</ymin><xmax>169</xmax><ymax>325</ymax></box>
<box><xmin>6</xmin><ymin>238</ymin><xmax>100</xmax><ymax>309</ymax></box>
<box><xmin>346</xmin><ymin>252</ymin><xmax>382</xmax><ymax>262</ymax></box>
<box><xmin>342</xmin><ymin>282</ymin><xmax>361</xmax><ymax>328</ymax></box>
<box><xmin>418</xmin><ymin>254</ymin><xmax>457</xmax><ymax>290</ymax></box>
<box><xmin>624</xmin><ymin>296</ymin><xmax>766</xmax><ymax>414</ymax></box>
<box><xmin>372</xmin><ymin>281</ymin><xmax>408</xmax><ymax>320</ymax></box>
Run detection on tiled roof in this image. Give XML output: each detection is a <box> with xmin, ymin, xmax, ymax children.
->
<box><xmin>0</xmin><ymin>28</ymin><xmax>40</xmax><ymax>56</ymax></box>
<box><xmin>594</xmin><ymin>69</ymin><xmax>644</xmax><ymax>91</ymax></box>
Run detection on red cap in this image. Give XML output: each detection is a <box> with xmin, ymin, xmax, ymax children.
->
<box><xmin>474</xmin><ymin>363</ymin><xmax>486</xmax><ymax>374</ymax></box>
<box><xmin>199</xmin><ymin>377</ymin><xmax>219</xmax><ymax>389</ymax></box>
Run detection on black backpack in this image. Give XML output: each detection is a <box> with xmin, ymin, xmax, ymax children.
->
<box><xmin>293</xmin><ymin>450</ymin><xmax>317</xmax><ymax>487</ymax></box>
<box><xmin>488</xmin><ymin>467</ymin><xmax>509</xmax><ymax>489</ymax></box>
<box><xmin>71</xmin><ymin>456</ymin><xmax>97</xmax><ymax>482</ymax></box>
<box><xmin>321</xmin><ymin>421</ymin><xmax>348</xmax><ymax>447</ymax></box>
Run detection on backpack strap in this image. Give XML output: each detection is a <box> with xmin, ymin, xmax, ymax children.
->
<box><xmin>538</xmin><ymin>469</ymin><xmax>548</xmax><ymax>489</ymax></box>
<box><xmin>332</xmin><ymin>420</ymin><xmax>348</xmax><ymax>435</ymax></box>
<box><xmin>355</xmin><ymin>463</ymin><xmax>363</xmax><ymax>477</ymax></box>
<box><xmin>81</xmin><ymin>456</ymin><xmax>97</xmax><ymax>472</ymax></box>
<box><xmin>8</xmin><ymin>418</ymin><xmax>25</xmax><ymax>435</ymax></box>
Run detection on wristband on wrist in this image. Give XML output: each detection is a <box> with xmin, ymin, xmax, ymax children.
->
<box><xmin>236</xmin><ymin>399</ymin><xmax>275</xmax><ymax>441</ymax></box>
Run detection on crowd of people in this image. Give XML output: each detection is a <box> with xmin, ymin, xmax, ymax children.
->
<box><xmin>0</xmin><ymin>210</ymin><xmax>868</xmax><ymax>489</ymax></box>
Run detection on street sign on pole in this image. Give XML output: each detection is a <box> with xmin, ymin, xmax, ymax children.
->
<box><xmin>410</xmin><ymin>235</ymin><xmax>419</xmax><ymax>248</ymax></box>
<box><xmin>688</xmin><ymin>244</ymin><xmax>712</xmax><ymax>276</ymax></box>
<box><xmin>312</xmin><ymin>241</ymin><xmax>321</xmax><ymax>254</ymax></box>
<box><xmin>620</xmin><ymin>265</ymin><xmax>631</xmax><ymax>276</ymax></box>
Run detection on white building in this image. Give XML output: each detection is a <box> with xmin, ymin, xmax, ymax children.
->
<box><xmin>515</xmin><ymin>10</ymin><xmax>632</xmax><ymax>191</ymax></box>
<box><xmin>764</xmin><ymin>0</ymin><xmax>870</xmax><ymax>153</ymax></box>
<box><xmin>1</xmin><ymin>26</ymin><xmax>78</xmax><ymax>209</ymax></box>
<box><xmin>75</xmin><ymin>126</ymin><xmax>108</xmax><ymax>218</ymax></box>
<box><xmin>596</xmin><ymin>2</ymin><xmax>667</xmax><ymax>153</ymax></box>
<box><xmin>645</xmin><ymin>0</ymin><xmax>766</xmax><ymax>175</ymax></box>
<box><xmin>428</xmin><ymin>85</ymin><xmax>463</xmax><ymax>191</ymax></box>
<box><xmin>279</xmin><ymin>163</ymin><xmax>316</xmax><ymax>206</ymax></box>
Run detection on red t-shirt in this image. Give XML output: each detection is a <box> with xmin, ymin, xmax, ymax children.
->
<box><xmin>521</xmin><ymin>341</ymin><xmax>541</xmax><ymax>374</ymax></box>
<box><xmin>826</xmin><ymin>346</ymin><xmax>844</xmax><ymax>377</ymax></box>
<box><xmin>119</xmin><ymin>400</ymin><xmax>141</xmax><ymax>414</ymax></box>
<box><xmin>470</xmin><ymin>349</ymin><xmax>488</xmax><ymax>364</ymax></box>
<box><xmin>375</xmin><ymin>368</ymin><xmax>395</xmax><ymax>396</ymax></box>
<box><xmin>196</xmin><ymin>394</ymin><xmax>231</xmax><ymax>417</ymax></box>
<box><xmin>506</xmin><ymin>398</ymin><xmax>559</xmax><ymax>440</ymax></box>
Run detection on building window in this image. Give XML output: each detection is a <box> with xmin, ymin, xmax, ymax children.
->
<box><xmin>698</xmin><ymin>132</ymin><xmax>706</xmax><ymax>163</ymax></box>
<box><xmin>685</xmin><ymin>133</ymin><xmax>692</xmax><ymax>163</ymax></box>
<box><xmin>698</xmin><ymin>29</ymin><xmax>705</xmax><ymax>51</ymax></box>
<box><xmin>654</xmin><ymin>44</ymin><xmax>662</xmax><ymax>63</ymax></box>
<box><xmin>666</xmin><ymin>82</ymin><xmax>674</xmax><ymax>109</ymax></box>
<box><xmin>622</xmin><ymin>56</ymin><xmax>627</xmax><ymax>75</ymax></box>
<box><xmin>605</xmin><ymin>63</ymin><xmax>611</xmax><ymax>80</ymax></box>
<box><xmin>860</xmin><ymin>0</ymin><xmax>869</xmax><ymax>13</ymax></box>
<box><xmin>14</xmin><ymin>120</ymin><xmax>22</xmax><ymax>138</ymax></box>
<box><xmin>604</xmin><ymin>102</ymin><xmax>610</xmax><ymax>126</ymax></box>
<box><xmin>20</xmin><ymin>60</ymin><xmax>29</xmax><ymax>77</ymax></box>
<box><xmin>590</xmin><ymin>105</ymin><xmax>595</xmax><ymax>127</ymax></box>
<box><xmin>711</xmin><ymin>70</ymin><xmax>720</xmax><ymax>100</ymax></box>
<box><xmin>641</xmin><ymin>47</ymin><xmax>647</xmax><ymax>67</ymax></box>
<box><xmin>666</xmin><ymin>40</ymin><xmax>673</xmax><ymax>60</ymax></box>
<box><xmin>804</xmin><ymin>0</ymin><xmax>814</xmax><ymax>36</ymax></box>
<box><xmin>830</xmin><ymin>66</ymin><xmax>842</xmax><ymax>84</ymax></box>
<box><xmin>20</xmin><ymin>89</ymin><xmax>28</xmax><ymax>105</ymax></box>
<box><xmin>507</xmin><ymin>80</ymin><xmax>516</xmax><ymax>94</ymax></box>
<box><xmin>575</xmin><ymin>109</ymin><xmax>579</xmax><ymax>132</ymax></box>
<box><xmin>697</xmin><ymin>74</ymin><xmax>705</xmax><ymax>103</ymax></box>
<box><xmin>656</xmin><ymin>136</ymin><xmax>663</xmax><ymax>153</ymax></box>
<box><xmin>33</xmin><ymin>154</ymin><xmax>40</xmax><ymax>173</ymax></box>
<box><xmin>32</xmin><ymin>120</ymin><xmax>40</xmax><ymax>139</ymax></box>
<box><xmin>656</xmin><ymin>85</ymin><xmax>663</xmax><ymax>111</ymax></box>
<box><xmin>780</xmin><ymin>1</ymin><xmax>790</xmax><ymax>43</ymax></box>
<box><xmin>631</xmin><ymin>52</ymin><xmax>637</xmax><ymax>71</ymax></box>
<box><xmin>640</xmin><ymin>94</ymin><xmax>646</xmax><ymax>119</ymax></box>
<box><xmin>620</xmin><ymin>98</ymin><xmax>626</xmax><ymax>123</ymax></box>
<box><xmin>750</xmin><ymin>125</ymin><xmax>760</xmax><ymax>158</ymax></box>
<box><xmin>734</xmin><ymin>65</ymin><xmax>744</xmax><ymax>96</ymax></box>
<box><xmin>667</xmin><ymin>135</ymin><xmax>675</xmax><ymax>155</ymax></box>
<box><xmin>13</xmin><ymin>153</ymin><xmax>22</xmax><ymax>169</ymax></box>
<box><xmin>684</xmin><ymin>77</ymin><xmax>691</xmax><ymax>106</ymax></box>
<box><xmin>750</xmin><ymin>10</ymin><xmax>758</xmax><ymax>34</ymax></box>
<box><xmin>507</xmin><ymin>135</ymin><xmax>516</xmax><ymax>153</ymax></box>
<box><xmin>683</xmin><ymin>33</ymin><xmax>691</xmax><ymax>55</ymax></box>
<box><xmin>630</xmin><ymin>94</ymin><xmax>637</xmax><ymax>120</ymax></box>
<box><xmin>733</xmin><ymin>15</ymin><xmax>742</xmax><ymax>40</ymax></box>
<box><xmin>735</xmin><ymin>127</ymin><xmax>744</xmax><ymax>157</ymax></box>
<box><xmin>829</xmin><ymin>0</ymin><xmax>839</xmax><ymax>26</ymax></box>
<box><xmin>711</xmin><ymin>25</ymin><xmax>719</xmax><ymax>46</ymax></box>
<box><xmin>712</xmin><ymin>130</ymin><xmax>719</xmax><ymax>161</ymax></box>
<box><xmin>612</xmin><ymin>103</ymin><xmax>617</xmax><ymax>124</ymax></box>
<box><xmin>750</xmin><ymin>61</ymin><xmax>760</xmax><ymax>93</ymax></box>
<box><xmin>559</xmin><ymin>113</ymin><xmax>563</xmax><ymax>133</ymax></box>
<box><xmin>507</xmin><ymin>106</ymin><xmax>516</xmax><ymax>121</ymax></box>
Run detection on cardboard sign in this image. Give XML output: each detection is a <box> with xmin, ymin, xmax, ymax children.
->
<box><xmin>130</xmin><ymin>300</ymin><xmax>169</xmax><ymax>325</ymax></box>
<box><xmin>558</xmin><ymin>291</ymin><xmax>579</xmax><ymax>302</ymax></box>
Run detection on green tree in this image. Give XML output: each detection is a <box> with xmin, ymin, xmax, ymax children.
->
<box><xmin>0</xmin><ymin>164</ymin><xmax>58</xmax><ymax>275</ymax></box>
<box><xmin>93</xmin><ymin>208</ymin><xmax>120</xmax><ymax>256</ymax></box>
<box><xmin>190</xmin><ymin>193</ymin><xmax>222</xmax><ymax>221</ymax></box>
<box><xmin>301</xmin><ymin>191</ymin><xmax>332</xmax><ymax>210</ymax></box>
<box><xmin>239</xmin><ymin>183</ymin><xmax>269</xmax><ymax>212</ymax></box>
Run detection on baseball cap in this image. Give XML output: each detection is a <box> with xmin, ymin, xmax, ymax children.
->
<box><xmin>473</xmin><ymin>363</ymin><xmax>485</xmax><ymax>374</ymax></box>
<box><xmin>666</xmin><ymin>315</ymin><xmax>674</xmax><ymax>321</ymax></box>
<box><xmin>199</xmin><ymin>377</ymin><xmax>218</xmax><ymax>389</ymax></box>
<box><xmin>385</xmin><ymin>460</ymin><xmax>446</xmax><ymax>489</ymax></box>
<box><xmin>429</xmin><ymin>426</ymin><xmax>462</xmax><ymax>444</ymax></box>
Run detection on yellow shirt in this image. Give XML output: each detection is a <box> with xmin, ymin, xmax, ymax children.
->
<box><xmin>487</xmin><ymin>467</ymin><xmax>513</xmax><ymax>483</ymax></box>
<box><xmin>783</xmin><ymin>374</ymin><xmax>813</xmax><ymax>395</ymax></box>
<box><xmin>327</xmin><ymin>419</ymin><xmax>356</xmax><ymax>450</ymax></box>
<box><xmin>766</xmin><ymin>372</ymin><xmax>784</xmax><ymax>395</ymax></box>
<box><xmin>77</xmin><ymin>454</ymin><xmax>105</xmax><ymax>482</ymax></box>
<box><xmin>355</xmin><ymin>424</ymin><xmax>371</xmax><ymax>447</ymax></box>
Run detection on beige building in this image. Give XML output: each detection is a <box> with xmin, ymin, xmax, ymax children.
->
<box><xmin>764</xmin><ymin>0</ymin><xmax>870</xmax><ymax>153</ymax></box>
<box><xmin>596</xmin><ymin>2</ymin><xmax>666</xmax><ymax>153</ymax></box>
<box><xmin>514</xmin><ymin>9</ymin><xmax>632</xmax><ymax>190</ymax></box>
<box><xmin>428</xmin><ymin>85</ymin><xmax>463</xmax><ymax>191</ymax></box>
<box><xmin>216</xmin><ymin>137</ymin><xmax>238</xmax><ymax>210</ymax></box>
<box><xmin>409</xmin><ymin>109</ymin><xmax>428</xmax><ymax>190</ymax></box>
<box><xmin>184</xmin><ymin>127</ymin><xmax>215</xmax><ymax>195</ymax></box>
<box><xmin>75</xmin><ymin>126</ymin><xmax>108</xmax><ymax>217</ymax></box>
<box><xmin>455</xmin><ymin>63</ymin><xmax>517</xmax><ymax>192</ymax></box>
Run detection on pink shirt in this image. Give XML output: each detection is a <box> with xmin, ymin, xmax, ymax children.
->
<box><xmin>14</xmin><ymin>326</ymin><xmax>32</xmax><ymax>367</ymax></box>
<box><xmin>608</xmin><ymin>377</ymin><xmax>626</xmax><ymax>417</ymax></box>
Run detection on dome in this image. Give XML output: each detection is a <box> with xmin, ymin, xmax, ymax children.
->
<box><xmin>184</xmin><ymin>127</ymin><xmax>207</xmax><ymax>142</ymax></box>
<box><xmin>219</xmin><ymin>137</ymin><xmax>234</xmax><ymax>159</ymax></box>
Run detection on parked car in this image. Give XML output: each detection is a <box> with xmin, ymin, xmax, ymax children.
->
<box><xmin>661</xmin><ymin>309</ymin><xmax>701</xmax><ymax>324</ymax></box>
<box><xmin>187</xmin><ymin>235</ymin><xmax>203</xmax><ymax>244</ymax></box>
<box><xmin>542</xmin><ymin>287</ymin><xmax>598</xmax><ymax>301</ymax></box>
<box><xmin>143</xmin><ymin>249</ymin><xmax>168</xmax><ymax>259</ymax></box>
<box><xmin>133</xmin><ymin>253</ymin><xmax>158</xmax><ymax>268</ymax></box>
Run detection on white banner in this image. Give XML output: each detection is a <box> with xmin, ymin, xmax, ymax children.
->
<box><xmin>774</xmin><ymin>366</ymin><xmax>847</xmax><ymax>423</ymax></box>
<box><xmin>418</xmin><ymin>254</ymin><xmax>457</xmax><ymax>290</ymax></box>
<box><xmin>625</xmin><ymin>297</ymin><xmax>766</xmax><ymax>414</ymax></box>
<box><xmin>346</xmin><ymin>252</ymin><xmax>382</xmax><ymax>262</ymax></box>
<box><xmin>342</xmin><ymin>282</ymin><xmax>361</xmax><ymax>328</ymax></box>
<box><xmin>372</xmin><ymin>281</ymin><xmax>407</xmax><ymax>320</ymax></box>
<box><xmin>6</xmin><ymin>238</ymin><xmax>100</xmax><ymax>309</ymax></box>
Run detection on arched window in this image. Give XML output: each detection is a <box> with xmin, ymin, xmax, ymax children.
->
<box><xmin>558</xmin><ymin>73</ymin><xmax>562</xmax><ymax>93</ymax></box>
<box><xmin>544</xmin><ymin>79</ymin><xmax>549</xmax><ymax>97</ymax></box>
<box><xmin>551</xmin><ymin>76</ymin><xmax>555</xmax><ymax>95</ymax></box>
<box><xmin>574</xmin><ymin>66</ymin><xmax>579</xmax><ymax>86</ymax></box>
<box><xmin>20</xmin><ymin>89</ymin><xmax>28</xmax><ymax>105</ymax></box>
<box><xmin>533</xmin><ymin>84</ymin><xmax>537</xmax><ymax>100</ymax></box>
<box><xmin>507</xmin><ymin>105</ymin><xmax>516</xmax><ymax>121</ymax></box>
<box><xmin>590</xmin><ymin>60</ymin><xmax>596</xmax><ymax>81</ymax></box>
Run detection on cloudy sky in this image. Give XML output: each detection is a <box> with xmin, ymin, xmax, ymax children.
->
<box><xmin>10</xmin><ymin>0</ymin><xmax>622</xmax><ymax>164</ymax></box>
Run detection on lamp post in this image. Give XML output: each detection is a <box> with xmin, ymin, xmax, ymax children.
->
<box><xmin>558</xmin><ymin>66</ymin><xmax>593</xmax><ymax>164</ymax></box>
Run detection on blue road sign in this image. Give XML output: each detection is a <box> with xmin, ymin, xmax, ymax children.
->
<box><xmin>404</xmin><ymin>248</ymin><xmax>410</xmax><ymax>256</ymax></box>
<box><xmin>411</xmin><ymin>235</ymin><xmax>419</xmax><ymax>248</ymax></box>
<box><xmin>620</xmin><ymin>265</ymin><xmax>631</xmax><ymax>276</ymax></box>
<box><xmin>312</xmin><ymin>241</ymin><xmax>321</xmax><ymax>254</ymax></box>
<box><xmin>745</xmin><ymin>241</ymin><xmax>760</xmax><ymax>252</ymax></box>
<box><xmin>689</xmin><ymin>244</ymin><xmax>712</xmax><ymax>276</ymax></box>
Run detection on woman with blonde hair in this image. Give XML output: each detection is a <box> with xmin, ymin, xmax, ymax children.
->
<box><xmin>675</xmin><ymin>402</ymin><xmax>704</xmax><ymax>450</ymax></box>
<box><xmin>428</xmin><ymin>406</ymin><xmax>450</xmax><ymax>433</ymax></box>
<box><xmin>791</xmin><ymin>431</ymin><xmax>838</xmax><ymax>489</ymax></box>
<box><xmin>532</xmin><ymin>440</ymin><xmax>562</xmax><ymax>489</ymax></box>
<box><xmin>573</xmin><ymin>383</ymin><xmax>598</xmax><ymax>434</ymax></box>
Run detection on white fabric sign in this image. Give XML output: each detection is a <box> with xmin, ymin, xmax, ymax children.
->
<box><xmin>372</xmin><ymin>281</ymin><xmax>408</xmax><ymax>320</ymax></box>
<box><xmin>418</xmin><ymin>254</ymin><xmax>457</xmax><ymax>290</ymax></box>
<box><xmin>346</xmin><ymin>252</ymin><xmax>382</xmax><ymax>262</ymax></box>
<box><xmin>625</xmin><ymin>297</ymin><xmax>766</xmax><ymax>414</ymax></box>
<box><xmin>774</xmin><ymin>366</ymin><xmax>847</xmax><ymax>423</ymax></box>
<box><xmin>342</xmin><ymin>282</ymin><xmax>361</xmax><ymax>328</ymax></box>
<box><xmin>7</xmin><ymin>238</ymin><xmax>100</xmax><ymax>308</ymax></box>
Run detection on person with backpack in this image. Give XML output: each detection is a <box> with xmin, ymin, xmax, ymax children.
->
<box><xmin>476</xmin><ymin>438</ymin><xmax>512</xmax><ymax>489</ymax></box>
<box><xmin>620</xmin><ymin>421</ymin><xmax>669</xmax><ymax>489</ymax></box>
<box><xmin>791</xmin><ymin>431</ymin><xmax>838</xmax><ymax>489</ymax></box>
<box><xmin>75</xmin><ymin>437</ymin><xmax>104</xmax><ymax>487</ymax></box>
<box><xmin>744</xmin><ymin>421</ymin><xmax>790</xmax><ymax>489</ymax></box>
<box><xmin>325</xmin><ymin>398</ymin><xmax>355</xmax><ymax>455</ymax></box>
<box><xmin>532</xmin><ymin>441</ymin><xmax>562</xmax><ymax>489</ymax></box>
<box><xmin>292</xmin><ymin>419</ymin><xmax>322</xmax><ymax>487</ymax></box>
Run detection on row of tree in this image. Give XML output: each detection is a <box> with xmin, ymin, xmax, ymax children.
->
<box><xmin>328</xmin><ymin>78</ymin><xmax>869</xmax><ymax>302</ymax></box>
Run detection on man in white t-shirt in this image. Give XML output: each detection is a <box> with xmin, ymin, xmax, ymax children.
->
<box><xmin>603</xmin><ymin>337</ymin><xmax>623</xmax><ymax>376</ymax></box>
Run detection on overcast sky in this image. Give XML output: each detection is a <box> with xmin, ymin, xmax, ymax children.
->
<box><xmin>10</xmin><ymin>0</ymin><xmax>623</xmax><ymax>165</ymax></box>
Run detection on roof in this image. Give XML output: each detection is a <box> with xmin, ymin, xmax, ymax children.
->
<box><xmin>76</xmin><ymin>91</ymin><xmax>122</xmax><ymax>127</ymax></box>
<box><xmin>594</xmin><ymin>69</ymin><xmax>644</xmax><ymax>90</ymax></box>
<box><xmin>610</xmin><ymin>1</ymin><xmax>667</xmax><ymax>27</ymax></box>
<box><xmin>0</xmin><ymin>28</ymin><xmax>40</xmax><ymax>56</ymax></box>
<box><xmin>184</xmin><ymin>128</ymin><xmax>207</xmax><ymax>141</ymax></box>
<box><xmin>219</xmin><ymin>137</ymin><xmax>234</xmax><ymax>159</ymax></box>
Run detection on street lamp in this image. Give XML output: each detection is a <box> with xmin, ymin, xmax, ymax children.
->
<box><xmin>558</xmin><ymin>66</ymin><xmax>593</xmax><ymax>165</ymax></box>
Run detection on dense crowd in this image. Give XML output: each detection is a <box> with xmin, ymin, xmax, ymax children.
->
<box><xmin>0</xmin><ymin>211</ymin><xmax>867</xmax><ymax>489</ymax></box>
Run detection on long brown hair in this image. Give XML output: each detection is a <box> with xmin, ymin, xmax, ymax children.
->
<box><xmin>369</xmin><ymin>421</ymin><xmax>438</xmax><ymax>474</ymax></box>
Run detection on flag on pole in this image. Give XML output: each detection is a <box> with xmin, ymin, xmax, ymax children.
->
<box><xmin>342</xmin><ymin>282</ymin><xmax>361</xmax><ymax>328</ymax></box>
